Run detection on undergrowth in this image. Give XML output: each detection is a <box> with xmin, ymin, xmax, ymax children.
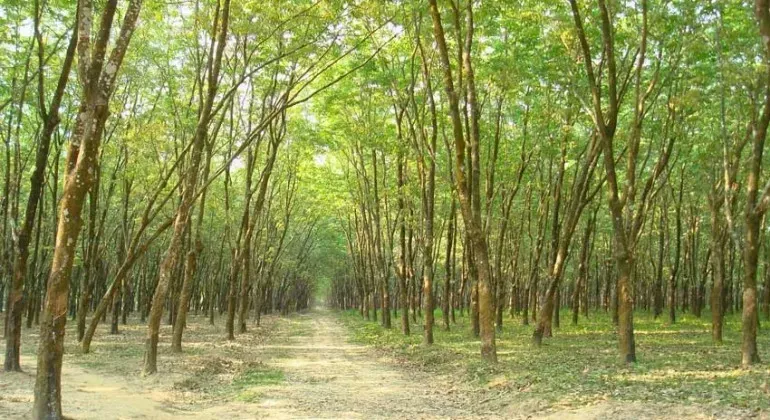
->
<box><xmin>339</xmin><ymin>308</ymin><xmax>770</xmax><ymax>412</ymax></box>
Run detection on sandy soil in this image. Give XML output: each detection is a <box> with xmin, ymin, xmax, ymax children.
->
<box><xmin>1</xmin><ymin>354</ymin><xmax>174</xmax><ymax>419</ymax></box>
<box><xmin>0</xmin><ymin>312</ymin><xmax>278</xmax><ymax>419</ymax></box>
<box><xmin>0</xmin><ymin>310</ymin><xmax>493</xmax><ymax>419</ymax></box>
<box><xmin>245</xmin><ymin>309</ymin><xmax>495</xmax><ymax>419</ymax></box>
<box><xmin>0</xmin><ymin>309</ymin><xmax>760</xmax><ymax>419</ymax></box>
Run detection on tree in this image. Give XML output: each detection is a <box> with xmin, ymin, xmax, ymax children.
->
<box><xmin>740</xmin><ymin>0</ymin><xmax>770</xmax><ymax>366</ymax></box>
<box><xmin>4</xmin><ymin>0</ymin><xmax>77</xmax><ymax>372</ymax></box>
<box><xmin>568</xmin><ymin>0</ymin><xmax>677</xmax><ymax>362</ymax></box>
<box><xmin>143</xmin><ymin>0</ymin><xmax>230</xmax><ymax>375</ymax></box>
<box><xmin>32</xmin><ymin>0</ymin><xmax>143</xmax><ymax>416</ymax></box>
<box><xmin>428</xmin><ymin>0</ymin><xmax>496</xmax><ymax>362</ymax></box>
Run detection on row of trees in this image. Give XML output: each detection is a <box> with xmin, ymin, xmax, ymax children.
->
<box><xmin>327</xmin><ymin>0</ymin><xmax>770</xmax><ymax>368</ymax></box>
<box><xmin>4</xmin><ymin>0</ymin><xmax>770</xmax><ymax>417</ymax></box>
<box><xmin>0</xmin><ymin>0</ymin><xmax>382</xmax><ymax>418</ymax></box>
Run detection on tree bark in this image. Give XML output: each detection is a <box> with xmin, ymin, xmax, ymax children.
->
<box><xmin>33</xmin><ymin>0</ymin><xmax>142</xmax><ymax>416</ymax></box>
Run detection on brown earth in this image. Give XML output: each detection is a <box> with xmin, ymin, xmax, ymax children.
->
<box><xmin>0</xmin><ymin>309</ymin><xmax>758</xmax><ymax>419</ymax></box>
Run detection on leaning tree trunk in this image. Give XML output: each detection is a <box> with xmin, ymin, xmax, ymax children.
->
<box><xmin>33</xmin><ymin>1</ymin><xmax>142</xmax><ymax>415</ymax></box>
<box><xmin>171</xmin><ymin>247</ymin><xmax>198</xmax><ymax>352</ymax></box>
<box><xmin>3</xmin><ymin>1</ymin><xmax>78</xmax><ymax>372</ymax></box>
<box><xmin>143</xmin><ymin>0</ymin><xmax>228</xmax><ymax>375</ymax></box>
<box><xmin>173</xmin><ymin>142</ymin><xmax>212</xmax><ymax>348</ymax></box>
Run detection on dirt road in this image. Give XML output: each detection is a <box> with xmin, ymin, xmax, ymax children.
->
<box><xmin>244</xmin><ymin>309</ymin><xmax>491</xmax><ymax>419</ymax></box>
<box><xmin>0</xmin><ymin>310</ymin><xmax>494</xmax><ymax>419</ymax></box>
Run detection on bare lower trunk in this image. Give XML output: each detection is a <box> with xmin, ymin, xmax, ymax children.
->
<box><xmin>226</xmin><ymin>260</ymin><xmax>239</xmax><ymax>340</ymax></box>
<box><xmin>423</xmin><ymin>263</ymin><xmax>434</xmax><ymax>344</ymax></box>
<box><xmin>4</xmin><ymin>253</ymin><xmax>28</xmax><ymax>372</ymax></box>
<box><xmin>172</xmin><ymin>249</ymin><xmax>197</xmax><ymax>352</ymax></box>
<box><xmin>616</xmin><ymin>255</ymin><xmax>636</xmax><ymax>363</ymax></box>
<box><xmin>442</xmin><ymin>201</ymin><xmax>455</xmax><ymax>331</ymax></box>
<box><xmin>741</xmin><ymin>212</ymin><xmax>761</xmax><ymax>365</ymax></box>
<box><xmin>144</xmin><ymin>235</ymin><xmax>182</xmax><ymax>374</ymax></box>
<box><xmin>521</xmin><ymin>285</ymin><xmax>529</xmax><ymax>326</ymax></box>
<box><xmin>237</xmin><ymin>245</ymin><xmax>251</xmax><ymax>334</ymax></box>
<box><xmin>533</xmin><ymin>278</ymin><xmax>557</xmax><ymax>345</ymax></box>
<box><xmin>110</xmin><ymin>279</ymin><xmax>121</xmax><ymax>334</ymax></box>
<box><xmin>83</xmin><ymin>275</ymin><xmax>121</xmax><ymax>353</ymax></box>
<box><xmin>471</xmin><ymin>281</ymin><xmax>479</xmax><ymax>337</ymax></box>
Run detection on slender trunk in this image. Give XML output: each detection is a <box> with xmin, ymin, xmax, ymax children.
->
<box><xmin>616</xmin><ymin>253</ymin><xmax>636</xmax><ymax>363</ymax></box>
<box><xmin>144</xmin><ymin>0</ymin><xmax>228</xmax><ymax>375</ymax></box>
<box><xmin>763</xmin><ymin>259</ymin><xmax>770</xmax><ymax>321</ymax></box>
<box><xmin>669</xmin><ymin>175</ymin><xmax>684</xmax><ymax>323</ymax></box>
<box><xmin>175</xmin><ymin>144</ymin><xmax>212</xmax><ymax>344</ymax></box>
<box><xmin>171</xmin><ymin>248</ymin><xmax>197</xmax><ymax>352</ymax></box>
<box><xmin>653</xmin><ymin>205</ymin><xmax>666</xmax><ymax>318</ymax></box>
<box><xmin>396</xmin><ymin>151</ymin><xmax>409</xmax><ymax>335</ymax></box>
<box><xmin>428</xmin><ymin>0</ymin><xmax>495</xmax><ymax>362</ymax></box>
<box><xmin>34</xmin><ymin>0</ymin><xmax>142</xmax><ymax>411</ymax></box>
<box><xmin>443</xmin><ymin>199</ymin><xmax>456</xmax><ymax>331</ymax></box>
<box><xmin>572</xmin><ymin>218</ymin><xmax>593</xmax><ymax>325</ymax></box>
<box><xmin>4</xmin><ymin>2</ymin><xmax>78</xmax><ymax>372</ymax></box>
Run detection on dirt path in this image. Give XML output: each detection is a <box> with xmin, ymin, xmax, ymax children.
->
<box><xmin>1</xmin><ymin>309</ymin><xmax>754</xmax><ymax>419</ymax></box>
<box><xmin>1</xmin><ymin>310</ymin><xmax>496</xmax><ymax>420</ymax></box>
<box><xmin>246</xmin><ymin>309</ymin><xmax>493</xmax><ymax>419</ymax></box>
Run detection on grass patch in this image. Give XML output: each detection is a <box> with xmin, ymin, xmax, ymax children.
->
<box><xmin>339</xmin><ymin>308</ymin><xmax>770</xmax><ymax>412</ymax></box>
<box><xmin>233</xmin><ymin>364</ymin><xmax>285</xmax><ymax>387</ymax></box>
<box><xmin>230</xmin><ymin>362</ymin><xmax>284</xmax><ymax>402</ymax></box>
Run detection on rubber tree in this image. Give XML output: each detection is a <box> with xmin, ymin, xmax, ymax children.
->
<box><xmin>32</xmin><ymin>0</ymin><xmax>143</xmax><ymax>416</ymax></box>
<box><xmin>428</xmin><ymin>0</ymin><xmax>497</xmax><ymax>362</ymax></box>
<box><xmin>4</xmin><ymin>0</ymin><xmax>78</xmax><ymax>372</ymax></box>
<box><xmin>143</xmin><ymin>0</ymin><xmax>229</xmax><ymax>375</ymax></box>
<box><xmin>569</xmin><ymin>0</ymin><xmax>676</xmax><ymax>362</ymax></box>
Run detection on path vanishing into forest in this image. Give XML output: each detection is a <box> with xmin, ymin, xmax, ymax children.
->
<box><xmin>1</xmin><ymin>310</ymin><xmax>498</xmax><ymax>419</ymax></box>
<box><xmin>3</xmin><ymin>309</ymin><xmax>747</xmax><ymax>419</ymax></box>
<box><xmin>245</xmin><ymin>309</ymin><xmax>494</xmax><ymax>419</ymax></box>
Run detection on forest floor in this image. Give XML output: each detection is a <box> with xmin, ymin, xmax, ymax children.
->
<box><xmin>0</xmin><ymin>308</ymin><xmax>768</xmax><ymax>419</ymax></box>
<box><xmin>340</xmin><ymin>308</ymin><xmax>770</xmax><ymax>419</ymax></box>
<box><xmin>1</xmin><ymin>309</ymin><xmax>491</xmax><ymax>419</ymax></box>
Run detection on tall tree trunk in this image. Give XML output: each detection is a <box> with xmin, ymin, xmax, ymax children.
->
<box><xmin>653</xmin><ymin>202</ymin><xmax>666</xmax><ymax>319</ymax></box>
<box><xmin>428</xmin><ymin>0</ymin><xmax>496</xmax><ymax>362</ymax></box>
<box><xmin>742</xmin><ymin>0</ymin><xmax>770</xmax><ymax>366</ymax></box>
<box><xmin>396</xmin><ymin>150</ymin><xmax>410</xmax><ymax>335</ymax></box>
<box><xmin>33</xmin><ymin>1</ymin><xmax>142</xmax><ymax>416</ymax></box>
<box><xmin>444</xmin><ymin>200</ymin><xmax>456</xmax><ymax>331</ymax></box>
<box><xmin>143</xmin><ymin>0</ymin><xmax>228</xmax><ymax>375</ymax></box>
<box><xmin>4</xmin><ymin>0</ymin><xmax>78</xmax><ymax>372</ymax></box>
<box><xmin>668</xmin><ymin>172</ymin><xmax>685</xmax><ymax>323</ymax></box>
<box><xmin>174</xmin><ymin>141</ymin><xmax>212</xmax><ymax>348</ymax></box>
